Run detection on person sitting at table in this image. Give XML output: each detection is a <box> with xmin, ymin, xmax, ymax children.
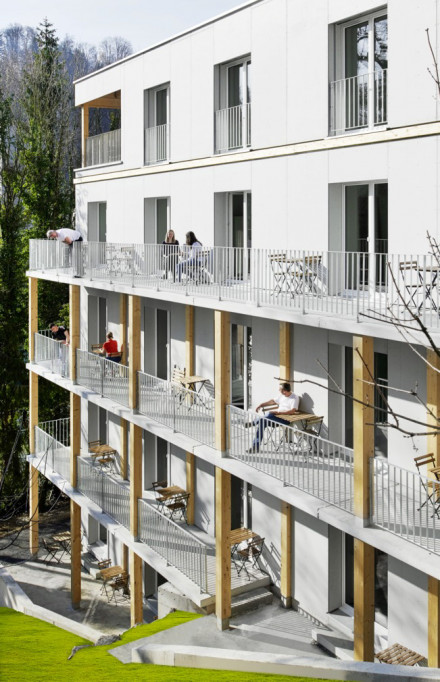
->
<box><xmin>247</xmin><ymin>382</ymin><xmax>300</xmax><ymax>453</ymax></box>
<box><xmin>176</xmin><ymin>231</ymin><xmax>202</xmax><ymax>282</ymax></box>
<box><xmin>162</xmin><ymin>229</ymin><xmax>180</xmax><ymax>281</ymax></box>
<box><xmin>101</xmin><ymin>332</ymin><xmax>121</xmax><ymax>362</ymax></box>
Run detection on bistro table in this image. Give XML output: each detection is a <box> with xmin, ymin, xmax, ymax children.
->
<box><xmin>228</xmin><ymin>527</ymin><xmax>257</xmax><ymax>555</ymax></box>
<box><xmin>52</xmin><ymin>531</ymin><xmax>71</xmax><ymax>560</ymax></box>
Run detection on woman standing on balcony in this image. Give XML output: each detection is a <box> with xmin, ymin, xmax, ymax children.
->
<box><xmin>162</xmin><ymin>229</ymin><xmax>180</xmax><ymax>281</ymax></box>
<box><xmin>176</xmin><ymin>231</ymin><xmax>202</xmax><ymax>282</ymax></box>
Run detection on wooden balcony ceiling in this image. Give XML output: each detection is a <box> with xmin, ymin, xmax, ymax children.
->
<box><xmin>86</xmin><ymin>91</ymin><xmax>121</xmax><ymax>109</ymax></box>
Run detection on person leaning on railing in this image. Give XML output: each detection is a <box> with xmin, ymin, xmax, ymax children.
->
<box><xmin>49</xmin><ymin>323</ymin><xmax>70</xmax><ymax>344</ymax></box>
<box><xmin>100</xmin><ymin>332</ymin><xmax>121</xmax><ymax>363</ymax></box>
<box><xmin>46</xmin><ymin>228</ymin><xmax>83</xmax><ymax>245</ymax></box>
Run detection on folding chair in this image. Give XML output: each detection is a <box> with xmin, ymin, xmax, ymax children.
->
<box><xmin>42</xmin><ymin>538</ymin><xmax>61</xmax><ymax>564</ymax></box>
<box><xmin>233</xmin><ymin>536</ymin><xmax>265</xmax><ymax>579</ymax></box>
<box><xmin>152</xmin><ymin>479</ymin><xmax>168</xmax><ymax>498</ymax></box>
<box><xmin>164</xmin><ymin>492</ymin><xmax>190</xmax><ymax>522</ymax></box>
<box><xmin>106</xmin><ymin>575</ymin><xmax>129</xmax><ymax>603</ymax></box>
<box><xmin>294</xmin><ymin>416</ymin><xmax>324</xmax><ymax>455</ymax></box>
<box><xmin>414</xmin><ymin>453</ymin><xmax>440</xmax><ymax>518</ymax></box>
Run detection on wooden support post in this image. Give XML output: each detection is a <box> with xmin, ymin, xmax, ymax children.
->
<box><xmin>185</xmin><ymin>305</ymin><xmax>194</xmax><ymax>375</ymax></box>
<box><xmin>186</xmin><ymin>453</ymin><xmax>195</xmax><ymax>525</ymax></box>
<box><xmin>215</xmin><ymin>467</ymin><xmax>231</xmax><ymax>630</ymax></box>
<box><xmin>353</xmin><ymin>335</ymin><xmax>374</xmax><ymax>662</ymax></box>
<box><xmin>353</xmin><ymin>539</ymin><xmax>375</xmax><ymax>662</ymax></box>
<box><xmin>82</xmin><ymin>104</ymin><xmax>89</xmax><ymax>167</ymax></box>
<box><xmin>122</xmin><ymin>543</ymin><xmax>129</xmax><ymax>575</ymax></box>
<box><xmin>214</xmin><ymin>310</ymin><xmax>230</xmax><ymax>452</ymax></box>
<box><xmin>130</xmin><ymin>423</ymin><xmax>142</xmax><ymax>539</ymax></box>
<box><xmin>70</xmin><ymin>285</ymin><xmax>80</xmax><ymax>383</ymax></box>
<box><xmin>129</xmin><ymin>295</ymin><xmax>141</xmax><ymax>410</ymax></box>
<box><xmin>29</xmin><ymin>277</ymin><xmax>39</xmax><ymax>555</ymax></box>
<box><xmin>428</xmin><ymin>576</ymin><xmax>440</xmax><ymax>667</ymax></box>
<box><xmin>120</xmin><ymin>293</ymin><xmax>127</xmax><ymax>364</ymax></box>
<box><xmin>280</xmin><ymin>501</ymin><xmax>292</xmax><ymax>608</ymax></box>
<box><xmin>130</xmin><ymin>550</ymin><xmax>143</xmax><ymax>626</ymax></box>
<box><xmin>427</xmin><ymin>349</ymin><xmax>440</xmax><ymax>467</ymax></box>
<box><xmin>120</xmin><ymin>418</ymin><xmax>128</xmax><ymax>480</ymax></box>
<box><xmin>279</xmin><ymin>321</ymin><xmax>291</xmax><ymax>383</ymax></box>
<box><xmin>353</xmin><ymin>335</ymin><xmax>374</xmax><ymax>521</ymax></box>
<box><xmin>71</xmin><ymin>500</ymin><xmax>82</xmax><ymax>609</ymax></box>
<box><xmin>70</xmin><ymin>284</ymin><xmax>81</xmax><ymax>487</ymax></box>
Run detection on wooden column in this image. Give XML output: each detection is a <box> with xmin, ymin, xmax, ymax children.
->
<box><xmin>120</xmin><ymin>293</ymin><xmax>129</xmax><ymax>479</ymax></box>
<box><xmin>119</xmin><ymin>293</ymin><xmax>127</xmax><ymax>364</ymax></box>
<box><xmin>185</xmin><ymin>305</ymin><xmax>194</xmax><ymax>375</ymax></box>
<box><xmin>71</xmin><ymin>500</ymin><xmax>82</xmax><ymax>609</ymax></box>
<box><xmin>280</xmin><ymin>501</ymin><xmax>292</xmax><ymax>608</ymax></box>
<box><xmin>69</xmin><ymin>284</ymin><xmax>81</xmax><ymax>608</ymax></box>
<box><xmin>130</xmin><ymin>422</ymin><xmax>142</xmax><ymax>538</ymax></box>
<box><xmin>215</xmin><ymin>467</ymin><xmax>231</xmax><ymax>630</ymax></box>
<box><xmin>353</xmin><ymin>335</ymin><xmax>375</xmax><ymax>662</ymax></box>
<box><xmin>82</xmin><ymin>104</ymin><xmax>89</xmax><ymax>167</ymax></box>
<box><xmin>428</xmin><ymin>576</ymin><xmax>440</xmax><ymax>667</ymax></box>
<box><xmin>129</xmin><ymin>295</ymin><xmax>141</xmax><ymax>410</ymax></box>
<box><xmin>279</xmin><ymin>322</ymin><xmax>291</xmax><ymax>382</ymax></box>
<box><xmin>279</xmin><ymin>322</ymin><xmax>292</xmax><ymax>607</ymax></box>
<box><xmin>427</xmin><ymin>349</ymin><xmax>440</xmax><ymax>467</ymax></box>
<box><xmin>29</xmin><ymin>277</ymin><xmax>39</xmax><ymax>555</ymax></box>
<box><xmin>353</xmin><ymin>539</ymin><xmax>375</xmax><ymax>661</ymax></box>
<box><xmin>122</xmin><ymin>544</ymin><xmax>129</xmax><ymax>574</ymax></box>
<box><xmin>130</xmin><ymin>550</ymin><xmax>143</xmax><ymax>626</ymax></box>
<box><xmin>186</xmin><ymin>453</ymin><xmax>195</xmax><ymax>525</ymax></box>
<box><xmin>214</xmin><ymin>310</ymin><xmax>231</xmax><ymax>452</ymax></box>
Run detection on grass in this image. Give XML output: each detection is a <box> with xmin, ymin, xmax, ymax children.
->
<box><xmin>0</xmin><ymin>607</ymin><xmax>340</xmax><ymax>682</ymax></box>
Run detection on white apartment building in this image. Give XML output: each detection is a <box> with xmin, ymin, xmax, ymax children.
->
<box><xmin>27</xmin><ymin>0</ymin><xmax>440</xmax><ymax>666</ymax></box>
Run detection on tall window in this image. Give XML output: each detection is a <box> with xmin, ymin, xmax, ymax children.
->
<box><xmin>144</xmin><ymin>197</ymin><xmax>170</xmax><ymax>244</ymax></box>
<box><xmin>330</xmin><ymin>12</ymin><xmax>387</xmax><ymax>135</ymax></box>
<box><xmin>215</xmin><ymin>56</ymin><xmax>251</xmax><ymax>153</ymax></box>
<box><xmin>144</xmin><ymin>83</ymin><xmax>170</xmax><ymax>164</ymax></box>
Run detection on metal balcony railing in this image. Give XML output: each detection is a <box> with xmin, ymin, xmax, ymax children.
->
<box><xmin>215</xmin><ymin>103</ymin><xmax>251</xmax><ymax>153</ymax></box>
<box><xmin>228</xmin><ymin>406</ymin><xmax>354</xmax><ymax>513</ymax></box>
<box><xmin>138</xmin><ymin>371</ymin><xmax>215</xmax><ymax>448</ymax></box>
<box><xmin>85</xmin><ymin>129</ymin><xmax>121</xmax><ymax>166</ymax></box>
<box><xmin>138</xmin><ymin>498</ymin><xmax>209</xmax><ymax>593</ymax></box>
<box><xmin>34</xmin><ymin>418</ymin><xmax>70</xmax><ymax>482</ymax></box>
<box><xmin>29</xmin><ymin>241</ymin><xmax>440</xmax><ymax>331</ymax></box>
<box><xmin>76</xmin><ymin>349</ymin><xmax>129</xmax><ymax>408</ymax></box>
<box><xmin>330</xmin><ymin>69</ymin><xmax>387</xmax><ymax>135</ymax></box>
<box><xmin>34</xmin><ymin>331</ymin><xmax>70</xmax><ymax>378</ymax></box>
<box><xmin>77</xmin><ymin>457</ymin><xmax>130</xmax><ymax>528</ymax></box>
<box><xmin>371</xmin><ymin>458</ymin><xmax>440</xmax><ymax>554</ymax></box>
<box><xmin>144</xmin><ymin>123</ymin><xmax>169</xmax><ymax>165</ymax></box>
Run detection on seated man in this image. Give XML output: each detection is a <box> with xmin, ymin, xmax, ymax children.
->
<box><xmin>248</xmin><ymin>382</ymin><xmax>300</xmax><ymax>453</ymax></box>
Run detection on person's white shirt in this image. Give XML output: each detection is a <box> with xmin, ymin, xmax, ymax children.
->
<box><xmin>55</xmin><ymin>228</ymin><xmax>82</xmax><ymax>242</ymax></box>
<box><xmin>274</xmin><ymin>392</ymin><xmax>300</xmax><ymax>412</ymax></box>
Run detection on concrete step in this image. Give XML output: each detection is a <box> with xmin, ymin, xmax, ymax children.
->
<box><xmin>326</xmin><ymin>610</ymin><xmax>354</xmax><ymax>639</ymax></box>
<box><xmin>312</xmin><ymin>628</ymin><xmax>354</xmax><ymax>661</ymax></box>
<box><xmin>231</xmin><ymin>587</ymin><xmax>273</xmax><ymax>616</ymax></box>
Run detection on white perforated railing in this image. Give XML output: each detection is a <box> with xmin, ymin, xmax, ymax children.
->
<box><xmin>34</xmin><ymin>331</ymin><xmax>70</xmax><ymax>378</ymax></box>
<box><xmin>138</xmin><ymin>371</ymin><xmax>215</xmax><ymax>447</ymax></box>
<box><xmin>34</xmin><ymin>418</ymin><xmax>70</xmax><ymax>482</ymax></box>
<box><xmin>215</xmin><ymin>103</ymin><xmax>251</xmax><ymax>153</ymax></box>
<box><xmin>85</xmin><ymin>129</ymin><xmax>121</xmax><ymax>166</ymax></box>
<box><xmin>228</xmin><ymin>405</ymin><xmax>354</xmax><ymax>513</ymax></box>
<box><xmin>29</xmin><ymin>241</ymin><xmax>440</xmax><ymax>331</ymax></box>
<box><xmin>138</xmin><ymin>498</ymin><xmax>209</xmax><ymax>593</ymax></box>
<box><xmin>77</xmin><ymin>349</ymin><xmax>129</xmax><ymax>407</ymax></box>
<box><xmin>371</xmin><ymin>458</ymin><xmax>440</xmax><ymax>554</ymax></box>
<box><xmin>77</xmin><ymin>457</ymin><xmax>130</xmax><ymax>529</ymax></box>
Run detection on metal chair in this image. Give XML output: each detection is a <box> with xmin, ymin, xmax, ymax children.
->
<box><xmin>106</xmin><ymin>574</ymin><xmax>130</xmax><ymax>603</ymax></box>
<box><xmin>164</xmin><ymin>492</ymin><xmax>190</xmax><ymax>522</ymax></box>
<box><xmin>233</xmin><ymin>536</ymin><xmax>265</xmax><ymax>579</ymax></box>
<box><xmin>42</xmin><ymin>538</ymin><xmax>62</xmax><ymax>564</ymax></box>
<box><xmin>414</xmin><ymin>453</ymin><xmax>440</xmax><ymax>517</ymax></box>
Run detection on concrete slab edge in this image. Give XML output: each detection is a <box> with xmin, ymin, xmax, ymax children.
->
<box><xmin>131</xmin><ymin>643</ymin><xmax>440</xmax><ymax>681</ymax></box>
<box><xmin>0</xmin><ymin>564</ymin><xmax>103</xmax><ymax>643</ymax></box>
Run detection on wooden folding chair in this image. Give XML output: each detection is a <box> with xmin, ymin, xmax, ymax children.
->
<box><xmin>414</xmin><ymin>453</ymin><xmax>440</xmax><ymax>517</ymax></box>
<box><xmin>42</xmin><ymin>538</ymin><xmax>61</xmax><ymax>564</ymax></box>
<box><xmin>164</xmin><ymin>492</ymin><xmax>190</xmax><ymax>523</ymax></box>
<box><xmin>233</xmin><ymin>536</ymin><xmax>265</xmax><ymax>579</ymax></box>
<box><xmin>107</xmin><ymin>575</ymin><xmax>129</xmax><ymax>603</ymax></box>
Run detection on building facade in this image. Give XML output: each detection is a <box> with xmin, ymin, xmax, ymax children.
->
<box><xmin>27</xmin><ymin>0</ymin><xmax>440</xmax><ymax>665</ymax></box>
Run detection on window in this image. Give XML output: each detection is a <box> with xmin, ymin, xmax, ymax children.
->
<box><xmin>330</xmin><ymin>12</ymin><xmax>387</xmax><ymax>135</ymax></box>
<box><xmin>144</xmin><ymin>83</ymin><xmax>170</xmax><ymax>164</ymax></box>
<box><xmin>214</xmin><ymin>56</ymin><xmax>251</xmax><ymax>153</ymax></box>
<box><xmin>144</xmin><ymin>197</ymin><xmax>170</xmax><ymax>244</ymax></box>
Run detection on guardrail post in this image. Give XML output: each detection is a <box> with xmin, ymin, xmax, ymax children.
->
<box><xmin>215</xmin><ymin>467</ymin><xmax>231</xmax><ymax>631</ymax></box>
<box><xmin>353</xmin><ymin>334</ymin><xmax>374</xmax><ymax>662</ymax></box>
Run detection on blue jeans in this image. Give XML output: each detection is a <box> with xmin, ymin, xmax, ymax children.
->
<box><xmin>252</xmin><ymin>412</ymin><xmax>288</xmax><ymax>450</ymax></box>
<box><xmin>176</xmin><ymin>257</ymin><xmax>199</xmax><ymax>282</ymax></box>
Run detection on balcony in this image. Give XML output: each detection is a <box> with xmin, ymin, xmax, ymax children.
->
<box><xmin>77</xmin><ymin>349</ymin><xmax>130</xmax><ymax>408</ymax></box>
<box><xmin>31</xmin><ymin>419</ymin><xmax>268</xmax><ymax>599</ymax></box>
<box><xmin>85</xmin><ymin>129</ymin><xmax>121</xmax><ymax>166</ymax></box>
<box><xmin>214</xmin><ymin>103</ymin><xmax>251</xmax><ymax>153</ymax></box>
<box><xmin>29</xmin><ymin>241</ymin><xmax>440</xmax><ymax>333</ymax></box>
<box><xmin>34</xmin><ymin>330</ymin><xmax>70</xmax><ymax>378</ymax></box>
<box><xmin>144</xmin><ymin>124</ymin><xmax>169</xmax><ymax>165</ymax></box>
<box><xmin>330</xmin><ymin>70</ymin><xmax>387</xmax><ymax>136</ymax></box>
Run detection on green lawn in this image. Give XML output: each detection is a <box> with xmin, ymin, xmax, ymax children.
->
<box><xmin>0</xmin><ymin>607</ymin><xmax>339</xmax><ymax>682</ymax></box>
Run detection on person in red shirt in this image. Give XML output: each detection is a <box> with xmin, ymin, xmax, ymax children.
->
<box><xmin>102</xmin><ymin>332</ymin><xmax>120</xmax><ymax>362</ymax></box>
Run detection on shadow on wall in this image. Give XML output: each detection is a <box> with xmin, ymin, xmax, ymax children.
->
<box><xmin>262</xmin><ymin>541</ymin><xmax>281</xmax><ymax>590</ymax></box>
